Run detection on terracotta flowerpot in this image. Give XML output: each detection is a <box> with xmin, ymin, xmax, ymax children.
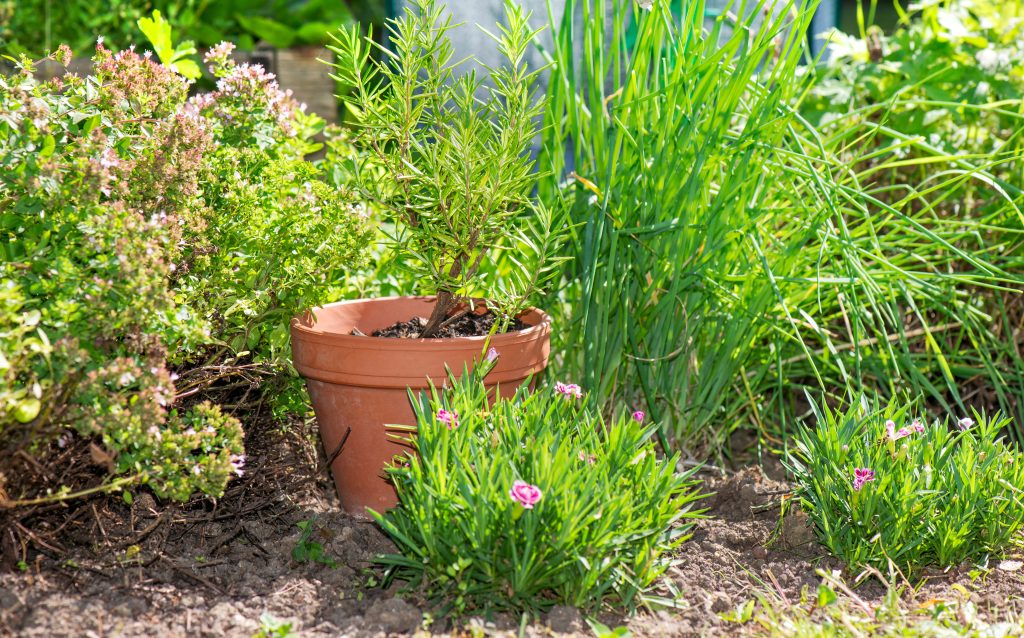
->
<box><xmin>290</xmin><ymin>296</ymin><xmax>551</xmax><ymax>518</ymax></box>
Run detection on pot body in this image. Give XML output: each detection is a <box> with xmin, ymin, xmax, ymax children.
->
<box><xmin>290</xmin><ymin>296</ymin><xmax>551</xmax><ymax>518</ymax></box>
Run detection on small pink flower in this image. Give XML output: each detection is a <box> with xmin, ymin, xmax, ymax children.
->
<box><xmin>554</xmin><ymin>382</ymin><xmax>583</xmax><ymax>399</ymax></box>
<box><xmin>577</xmin><ymin>450</ymin><xmax>597</xmax><ymax>465</ymax></box>
<box><xmin>485</xmin><ymin>347</ymin><xmax>499</xmax><ymax>363</ymax></box>
<box><xmin>852</xmin><ymin>467</ymin><xmax>875</xmax><ymax>491</ymax></box>
<box><xmin>957</xmin><ymin>417</ymin><xmax>974</xmax><ymax>431</ymax></box>
<box><xmin>632</xmin><ymin>410</ymin><xmax>645</xmax><ymax>423</ymax></box>
<box><xmin>230</xmin><ymin>454</ymin><xmax>245</xmax><ymax>477</ymax></box>
<box><xmin>509</xmin><ymin>480</ymin><xmax>542</xmax><ymax>509</ymax></box>
<box><xmin>437</xmin><ymin>409</ymin><xmax>459</xmax><ymax>429</ymax></box>
<box><xmin>886</xmin><ymin>420</ymin><xmax>912</xmax><ymax>440</ymax></box>
<box><xmin>911</xmin><ymin>419</ymin><xmax>925</xmax><ymax>434</ymax></box>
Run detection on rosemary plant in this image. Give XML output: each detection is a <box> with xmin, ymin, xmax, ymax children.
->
<box><xmin>327</xmin><ymin>0</ymin><xmax>566</xmax><ymax>337</ymax></box>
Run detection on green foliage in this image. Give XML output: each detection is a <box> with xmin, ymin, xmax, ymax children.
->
<box><xmin>182</xmin><ymin>152</ymin><xmax>369</xmax><ymax>360</ymax></box>
<box><xmin>797</xmin><ymin>0</ymin><xmax>1024</xmax><ymax>434</ymax></box>
<box><xmin>0</xmin><ymin>36</ymin><xmax>368</xmax><ymax>505</ymax></box>
<box><xmin>231</xmin><ymin>0</ymin><xmax>357</xmax><ymax>50</ymax></box>
<box><xmin>1</xmin><ymin>0</ymin><xmax>156</xmax><ymax>56</ymax></box>
<box><xmin>587</xmin><ymin>620</ymin><xmax>632</xmax><ymax>638</ymax></box>
<box><xmin>804</xmin><ymin>0</ymin><xmax>1024</xmax><ymax>172</ymax></box>
<box><xmin>539</xmin><ymin>0</ymin><xmax>823</xmax><ymax>450</ymax></box>
<box><xmin>178</xmin><ymin>0</ymin><xmax>358</xmax><ymax>49</ymax></box>
<box><xmin>540</xmin><ymin>0</ymin><xmax>1024</xmax><ymax>455</ymax></box>
<box><xmin>178</xmin><ymin>45</ymin><xmax>371</xmax><ymax>372</ymax></box>
<box><xmin>137</xmin><ymin>10</ymin><xmax>201</xmax><ymax>79</ymax></box>
<box><xmin>0</xmin><ymin>45</ymin><xmax>241</xmax><ymax>502</ymax></box>
<box><xmin>291</xmin><ymin>519</ymin><xmax>337</xmax><ymax>567</ymax></box>
<box><xmin>327</xmin><ymin>0</ymin><xmax>569</xmax><ymax>336</ymax></box>
<box><xmin>374</xmin><ymin>365</ymin><xmax>705</xmax><ymax>615</ymax></box>
<box><xmin>1</xmin><ymin>0</ymin><xmax>370</xmax><ymax>56</ymax></box>
<box><xmin>786</xmin><ymin>397</ymin><xmax>1024</xmax><ymax>577</ymax></box>
<box><xmin>755</xmin><ymin>571</ymin><xmax>1024</xmax><ymax>637</ymax></box>
<box><xmin>0</xmin><ymin>281</ymin><xmax>49</xmax><ymax>430</ymax></box>
<box><xmin>253</xmin><ymin>613</ymin><xmax>296</xmax><ymax>638</ymax></box>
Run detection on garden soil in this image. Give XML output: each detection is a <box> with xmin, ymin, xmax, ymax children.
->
<box><xmin>2</xmin><ymin>422</ymin><xmax>1022</xmax><ymax>638</ymax></box>
<box><xmin>370</xmin><ymin>310</ymin><xmax>526</xmax><ymax>339</ymax></box>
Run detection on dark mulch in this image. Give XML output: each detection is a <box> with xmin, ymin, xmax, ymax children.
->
<box><xmin>369</xmin><ymin>311</ymin><xmax>526</xmax><ymax>339</ymax></box>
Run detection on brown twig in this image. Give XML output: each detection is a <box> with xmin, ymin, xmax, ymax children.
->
<box><xmin>157</xmin><ymin>553</ymin><xmax>227</xmax><ymax>596</ymax></box>
<box><xmin>13</xmin><ymin>520</ymin><xmax>65</xmax><ymax>555</ymax></box>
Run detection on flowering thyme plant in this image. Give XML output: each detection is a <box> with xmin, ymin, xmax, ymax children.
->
<box><xmin>373</xmin><ymin>364</ymin><xmax>705</xmax><ymax>615</ymax></box>
<box><xmin>1</xmin><ymin>33</ymin><xmax>368</xmax><ymax>505</ymax></box>
<box><xmin>786</xmin><ymin>397</ymin><xmax>1024</xmax><ymax>577</ymax></box>
<box><xmin>327</xmin><ymin>0</ymin><xmax>568</xmax><ymax>337</ymax></box>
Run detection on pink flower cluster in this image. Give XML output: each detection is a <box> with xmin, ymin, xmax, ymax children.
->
<box><xmin>437</xmin><ymin>409</ymin><xmax>458</xmax><ymax>429</ymax></box>
<box><xmin>509</xmin><ymin>480</ymin><xmax>542</xmax><ymax>509</ymax></box>
<box><xmin>191</xmin><ymin>41</ymin><xmax>304</xmax><ymax>140</ymax></box>
<box><xmin>632</xmin><ymin>410</ymin><xmax>645</xmax><ymax>423</ymax></box>
<box><xmin>554</xmin><ymin>382</ymin><xmax>583</xmax><ymax>399</ymax></box>
<box><xmin>93</xmin><ymin>43</ymin><xmax>189</xmax><ymax>118</ymax></box>
<box><xmin>852</xmin><ymin>467</ymin><xmax>875</xmax><ymax>491</ymax></box>
<box><xmin>885</xmin><ymin>418</ymin><xmax>925</xmax><ymax>441</ymax></box>
<box><xmin>204</xmin><ymin>41</ymin><xmax>236</xmax><ymax>71</ymax></box>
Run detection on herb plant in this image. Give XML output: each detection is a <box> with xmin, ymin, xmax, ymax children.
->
<box><xmin>137</xmin><ymin>10</ymin><xmax>202</xmax><ymax>80</ymax></box>
<box><xmin>540</xmin><ymin>0</ymin><xmax>1024</xmax><ymax>455</ymax></box>
<box><xmin>373</xmin><ymin>364</ymin><xmax>705</xmax><ymax>614</ymax></box>
<box><xmin>797</xmin><ymin>0</ymin><xmax>1024</xmax><ymax>432</ymax></box>
<box><xmin>786</xmin><ymin>397</ymin><xmax>1024</xmax><ymax>577</ymax></box>
<box><xmin>327</xmin><ymin>0</ymin><xmax>567</xmax><ymax>337</ymax></box>
<box><xmin>1</xmin><ymin>43</ymin><xmax>243</xmax><ymax>503</ymax></box>
<box><xmin>1</xmin><ymin>35</ymin><xmax>369</xmax><ymax>506</ymax></box>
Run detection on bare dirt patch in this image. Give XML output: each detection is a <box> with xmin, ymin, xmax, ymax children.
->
<box><xmin>0</xmin><ymin>419</ymin><xmax>403</xmax><ymax>638</ymax></box>
<box><xmin>632</xmin><ymin>465</ymin><xmax>1024</xmax><ymax>637</ymax></box>
<box><xmin>3</xmin><ymin>433</ymin><xmax>1022</xmax><ymax>637</ymax></box>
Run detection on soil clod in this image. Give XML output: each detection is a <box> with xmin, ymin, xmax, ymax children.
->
<box><xmin>363</xmin><ymin>597</ymin><xmax>423</xmax><ymax>634</ymax></box>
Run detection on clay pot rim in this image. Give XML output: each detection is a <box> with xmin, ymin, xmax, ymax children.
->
<box><xmin>290</xmin><ymin>295</ymin><xmax>551</xmax><ymax>346</ymax></box>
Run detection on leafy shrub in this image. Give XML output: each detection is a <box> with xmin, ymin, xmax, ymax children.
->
<box><xmin>786</xmin><ymin>398</ymin><xmax>1024</xmax><ymax>576</ymax></box>
<box><xmin>0</xmin><ymin>281</ymin><xmax>49</xmax><ymax>430</ymax></box>
<box><xmin>375</xmin><ymin>366</ymin><xmax>705</xmax><ymax>615</ymax></box>
<box><xmin>804</xmin><ymin>0</ymin><xmax>1024</xmax><ymax>182</ymax></box>
<box><xmin>0</xmin><ymin>0</ymin><xmax>370</xmax><ymax>57</ymax></box>
<box><xmin>178</xmin><ymin>42</ymin><xmax>371</xmax><ymax>372</ymax></box>
<box><xmin>0</xmin><ymin>44</ymin><xmax>240</xmax><ymax>502</ymax></box>
<box><xmin>0</xmin><ymin>39</ymin><xmax>369</xmax><ymax>506</ymax></box>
